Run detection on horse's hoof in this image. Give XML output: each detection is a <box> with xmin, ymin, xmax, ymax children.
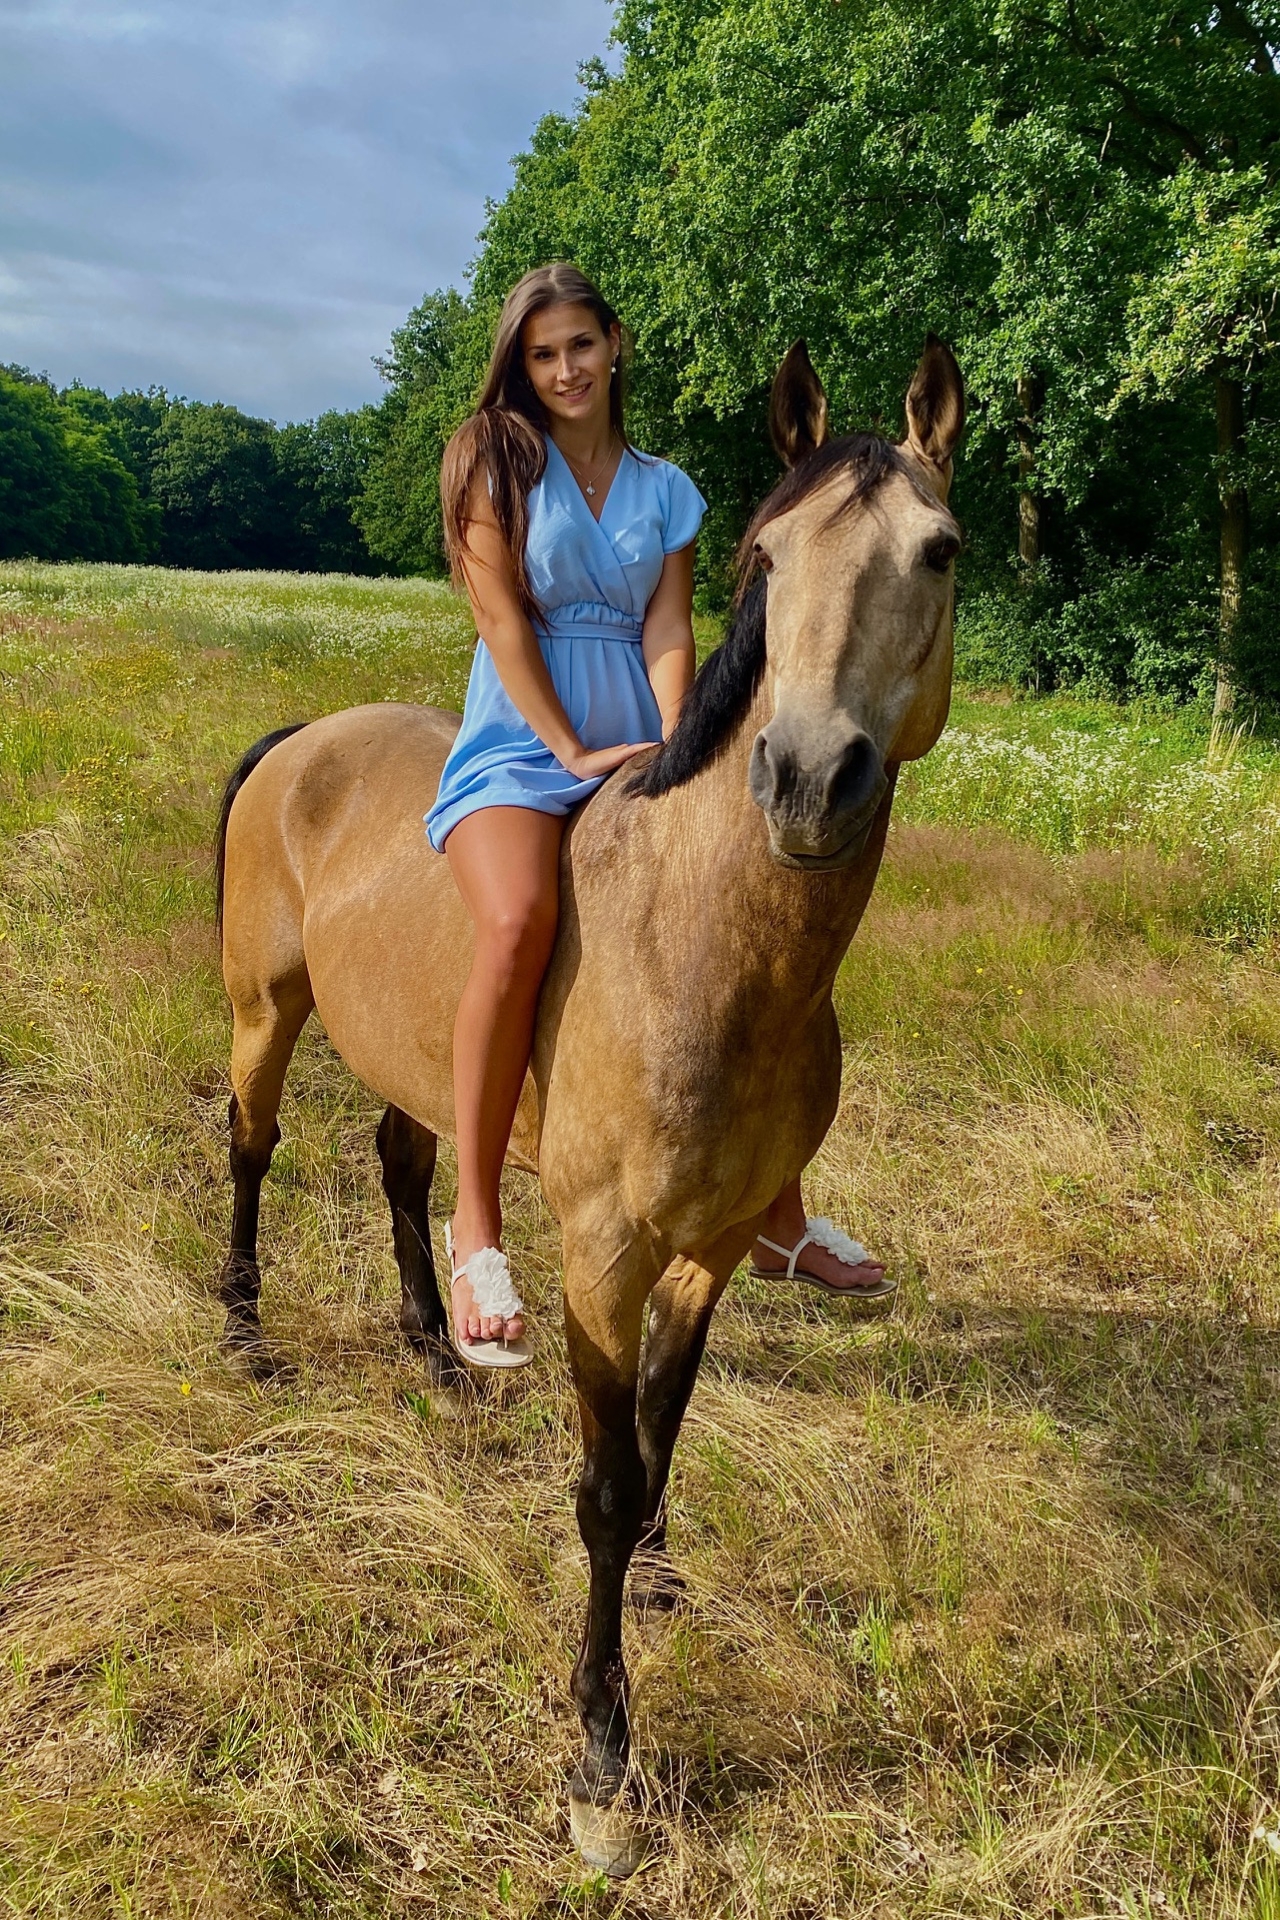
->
<box><xmin>422</xmin><ymin>1338</ymin><xmax>468</xmax><ymax>1393</ymax></box>
<box><xmin>568</xmin><ymin>1792</ymin><xmax>647</xmax><ymax>1879</ymax></box>
<box><xmin>627</xmin><ymin>1552</ymin><xmax>685</xmax><ymax>1615</ymax></box>
<box><xmin>222</xmin><ymin>1324</ymin><xmax>294</xmax><ymax>1385</ymax></box>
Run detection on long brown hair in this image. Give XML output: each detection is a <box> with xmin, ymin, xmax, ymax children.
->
<box><xmin>440</xmin><ymin>263</ymin><xmax>630</xmax><ymax>621</ymax></box>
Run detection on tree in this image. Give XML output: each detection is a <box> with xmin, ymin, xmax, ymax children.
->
<box><xmin>356</xmin><ymin>290</ymin><xmax>484</xmax><ymax>574</ymax></box>
<box><xmin>150</xmin><ymin>402</ymin><xmax>287</xmax><ymax>570</ymax></box>
<box><xmin>0</xmin><ymin>369</ymin><xmax>155</xmax><ymax>562</ymax></box>
<box><xmin>276</xmin><ymin>407</ymin><xmax>382</xmax><ymax>573</ymax></box>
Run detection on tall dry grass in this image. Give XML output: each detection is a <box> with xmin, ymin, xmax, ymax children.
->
<box><xmin>1</xmin><ymin>565</ymin><xmax>1279</xmax><ymax>1917</ymax></box>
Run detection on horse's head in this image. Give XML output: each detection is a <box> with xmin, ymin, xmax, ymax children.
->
<box><xmin>746</xmin><ymin>338</ymin><xmax>964</xmax><ymax>870</ymax></box>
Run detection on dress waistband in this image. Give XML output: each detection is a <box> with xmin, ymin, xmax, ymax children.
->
<box><xmin>538</xmin><ymin>604</ymin><xmax>643</xmax><ymax>645</ymax></box>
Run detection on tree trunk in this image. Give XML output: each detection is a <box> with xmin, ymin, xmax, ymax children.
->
<box><xmin>1214</xmin><ymin>372</ymin><xmax>1248</xmax><ymax>719</ymax></box>
<box><xmin>1016</xmin><ymin>371</ymin><xmax>1042</xmax><ymax>576</ymax></box>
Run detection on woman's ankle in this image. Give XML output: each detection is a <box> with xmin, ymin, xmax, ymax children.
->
<box><xmin>449</xmin><ymin>1203</ymin><xmax>503</xmax><ymax>1268</ymax></box>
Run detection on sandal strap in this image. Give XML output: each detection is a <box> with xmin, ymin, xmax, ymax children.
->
<box><xmin>755</xmin><ymin>1230</ymin><xmax>814</xmax><ymax>1279</ymax></box>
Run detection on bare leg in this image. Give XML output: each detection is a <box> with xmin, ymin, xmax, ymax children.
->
<box><xmin>756</xmin><ymin>1173</ymin><xmax>887</xmax><ymax>1291</ymax></box>
<box><xmin>444</xmin><ymin>806</ymin><xmax>564</xmax><ymax>1344</ymax></box>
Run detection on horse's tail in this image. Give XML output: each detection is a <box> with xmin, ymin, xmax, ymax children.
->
<box><xmin>215</xmin><ymin>724</ymin><xmax>309</xmax><ymax>943</ymax></box>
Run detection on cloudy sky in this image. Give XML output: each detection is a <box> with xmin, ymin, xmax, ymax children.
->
<box><xmin>0</xmin><ymin>1</ymin><xmax>614</xmax><ymax>421</ymax></box>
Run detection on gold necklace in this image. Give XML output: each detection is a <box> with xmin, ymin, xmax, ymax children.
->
<box><xmin>561</xmin><ymin>433</ymin><xmax>618</xmax><ymax>498</ymax></box>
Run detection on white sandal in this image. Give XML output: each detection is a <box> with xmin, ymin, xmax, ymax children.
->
<box><xmin>444</xmin><ymin>1222</ymin><xmax>534</xmax><ymax>1370</ymax></box>
<box><xmin>749</xmin><ymin>1215</ymin><xmax>897</xmax><ymax>1308</ymax></box>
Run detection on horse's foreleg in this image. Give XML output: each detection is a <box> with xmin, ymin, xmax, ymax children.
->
<box><xmin>633</xmin><ymin>1227</ymin><xmax>755</xmax><ymax>1608</ymax></box>
<box><xmin>220</xmin><ymin>978</ymin><xmax>312</xmax><ymax>1357</ymax></box>
<box><xmin>563</xmin><ymin>1234</ymin><xmax>655</xmax><ymax>1877</ymax></box>
<box><xmin>375</xmin><ymin>1104</ymin><xmax>458</xmax><ymax>1385</ymax></box>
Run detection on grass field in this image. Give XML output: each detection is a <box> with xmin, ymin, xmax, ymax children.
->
<box><xmin>2</xmin><ymin>562</ymin><xmax>1280</xmax><ymax>1919</ymax></box>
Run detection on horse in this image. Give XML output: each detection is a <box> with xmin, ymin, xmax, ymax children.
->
<box><xmin>213</xmin><ymin>335</ymin><xmax>964</xmax><ymax>1876</ymax></box>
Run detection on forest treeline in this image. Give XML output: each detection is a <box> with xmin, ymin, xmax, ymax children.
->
<box><xmin>4</xmin><ymin>0</ymin><xmax>1278</xmax><ymax>703</ymax></box>
<box><xmin>0</xmin><ymin>369</ymin><xmax>379</xmax><ymax>575</ymax></box>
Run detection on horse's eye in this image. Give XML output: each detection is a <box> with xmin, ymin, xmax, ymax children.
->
<box><xmin>753</xmin><ymin>544</ymin><xmax>774</xmax><ymax>573</ymax></box>
<box><xmin>922</xmin><ymin>531</ymin><xmax>960</xmax><ymax>574</ymax></box>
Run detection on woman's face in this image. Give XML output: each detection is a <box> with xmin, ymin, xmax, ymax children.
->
<box><xmin>521</xmin><ymin>302</ymin><xmax>620</xmax><ymax>432</ymax></box>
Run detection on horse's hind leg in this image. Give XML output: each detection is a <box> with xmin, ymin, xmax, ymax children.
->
<box><xmin>219</xmin><ymin>974</ymin><xmax>313</xmax><ymax>1361</ymax></box>
<box><xmin>375</xmin><ymin>1104</ymin><xmax>459</xmax><ymax>1386</ymax></box>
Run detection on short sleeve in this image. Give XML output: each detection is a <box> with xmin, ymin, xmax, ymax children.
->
<box><xmin>661</xmin><ymin>462</ymin><xmax>707</xmax><ymax>553</ymax></box>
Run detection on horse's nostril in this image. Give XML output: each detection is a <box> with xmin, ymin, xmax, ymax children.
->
<box><xmin>827</xmin><ymin>733</ymin><xmax>882</xmax><ymax>819</ymax></box>
<box><xmin>750</xmin><ymin>732</ymin><xmax>797</xmax><ymax>808</ymax></box>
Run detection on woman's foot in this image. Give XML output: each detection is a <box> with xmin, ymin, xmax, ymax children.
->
<box><xmin>447</xmin><ymin>1218</ymin><xmax>526</xmax><ymax>1346</ymax></box>
<box><xmin>754</xmin><ymin>1190</ymin><xmax>888</xmax><ymax>1294</ymax></box>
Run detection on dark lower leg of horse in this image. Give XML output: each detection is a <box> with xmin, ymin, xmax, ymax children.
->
<box><xmin>631</xmin><ymin>1286</ymin><xmax>717</xmax><ymax>1612</ymax></box>
<box><xmin>570</xmin><ymin>1402</ymin><xmax>647</xmax><ymax>1816</ymax></box>
<box><xmin>375</xmin><ymin>1104</ymin><xmax>458</xmax><ymax>1385</ymax></box>
<box><xmin>218</xmin><ymin>1093</ymin><xmax>279</xmax><ymax>1369</ymax></box>
<box><xmin>633</xmin><ymin>1250</ymin><xmax>741</xmax><ymax>1610</ymax></box>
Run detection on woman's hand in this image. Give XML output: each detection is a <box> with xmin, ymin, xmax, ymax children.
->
<box><xmin>562</xmin><ymin>740</ymin><xmax>658</xmax><ymax>781</ymax></box>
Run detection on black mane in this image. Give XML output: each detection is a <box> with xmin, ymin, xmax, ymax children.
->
<box><xmin>628</xmin><ymin>433</ymin><xmax>902</xmax><ymax>800</ymax></box>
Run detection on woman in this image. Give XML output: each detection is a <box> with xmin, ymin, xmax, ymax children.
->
<box><xmin>426</xmin><ymin>263</ymin><xmax>892</xmax><ymax>1367</ymax></box>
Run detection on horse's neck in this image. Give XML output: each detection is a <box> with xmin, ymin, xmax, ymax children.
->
<box><xmin>643</xmin><ymin>700</ymin><xmax>895</xmax><ymax>1009</ymax></box>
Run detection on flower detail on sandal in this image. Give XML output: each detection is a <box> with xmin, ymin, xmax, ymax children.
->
<box><xmin>801</xmin><ymin>1215</ymin><xmax>870</xmax><ymax>1269</ymax></box>
<box><xmin>460</xmin><ymin>1244</ymin><xmax>523</xmax><ymax>1323</ymax></box>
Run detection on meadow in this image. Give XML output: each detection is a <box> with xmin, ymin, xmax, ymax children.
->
<box><xmin>2</xmin><ymin>561</ymin><xmax>1280</xmax><ymax>1919</ymax></box>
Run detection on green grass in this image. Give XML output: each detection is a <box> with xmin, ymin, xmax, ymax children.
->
<box><xmin>1</xmin><ymin>562</ymin><xmax>1279</xmax><ymax>1917</ymax></box>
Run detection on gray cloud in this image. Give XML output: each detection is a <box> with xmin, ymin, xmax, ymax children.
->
<box><xmin>0</xmin><ymin>0</ymin><xmax>615</xmax><ymax>419</ymax></box>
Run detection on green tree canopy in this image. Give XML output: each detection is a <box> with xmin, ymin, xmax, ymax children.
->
<box><xmin>0</xmin><ymin>369</ymin><xmax>156</xmax><ymax>562</ymax></box>
<box><xmin>366</xmin><ymin>0</ymin><xmax>1280</xmax><ymax>700</ymax></box>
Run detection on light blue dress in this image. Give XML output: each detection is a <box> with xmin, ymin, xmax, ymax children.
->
<box><xmin>425</xmin><ymin>439</ymin><xmax>707</xmax><ymax>850</ymax></box>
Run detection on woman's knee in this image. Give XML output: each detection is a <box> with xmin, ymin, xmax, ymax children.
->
<box><xmin>474</xmin><ymin>893</ymin><xmax>558</xmax><ymax>977</ymax></box>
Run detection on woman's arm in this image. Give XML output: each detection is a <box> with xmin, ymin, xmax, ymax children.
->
<box><xmin>459</xmin><ymin>474</ymin><xmax>654</xmax><ymax>780</ymax></box>
<box><xmin>642</xmin><ymin>543</ymin><xmax>697</xmax><ymax>740</ymax></box>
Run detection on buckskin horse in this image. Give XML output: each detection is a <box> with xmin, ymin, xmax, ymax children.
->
<box><xmin>213</xmin><ymin>337</ymin><xmax>964</xmax><ymax>1874</ymax></box>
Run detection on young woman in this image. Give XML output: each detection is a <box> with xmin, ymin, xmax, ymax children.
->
<box><xmin>426</xmin><ymin>263</ymin><xmax>892</xmax><ymax>1367</ymax></box>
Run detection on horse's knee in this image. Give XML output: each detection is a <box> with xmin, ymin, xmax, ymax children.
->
<box><xmin>227</xmin><ymin>1093</ymin><xmax>279</xmax><ymax>1178</ymax></box>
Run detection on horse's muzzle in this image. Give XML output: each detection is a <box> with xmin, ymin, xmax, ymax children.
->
<box><xmin>748</xmin><ymin>719</ymin><xmax>888</xmax><ymax>870</ymax></box>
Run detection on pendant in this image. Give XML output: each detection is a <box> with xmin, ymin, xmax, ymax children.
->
<box><xmin>586</xmin><ymin>484</ymin><xmax>596</xmax><ymax>496</ymax></box>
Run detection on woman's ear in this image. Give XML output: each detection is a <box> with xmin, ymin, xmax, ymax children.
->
<box><xmin>769</xmin><ymin>340</ymin><xmax>829</xmax><ymax>467</ymax></box>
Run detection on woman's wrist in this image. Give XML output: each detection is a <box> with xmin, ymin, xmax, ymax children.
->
<box><xmin>553</xmin><ymin>734</ymin><xmax>588</xmax><ymax>774</ymax></box>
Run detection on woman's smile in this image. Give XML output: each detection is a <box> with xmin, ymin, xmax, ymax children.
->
<box><xmin>522</xmin><ymin>300</ymin><xmax>618</xmax><ymax>437</ymax></box>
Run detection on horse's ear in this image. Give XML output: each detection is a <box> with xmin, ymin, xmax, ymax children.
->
<box><xmin>905</xmin><ymin>334</ymin><xmax>965</xmax><ymax>475</ymax></box>
<box><xmin>769</xmin><ymin>340</ymin><xmax>830</xmax><ymax>467</ymax></box>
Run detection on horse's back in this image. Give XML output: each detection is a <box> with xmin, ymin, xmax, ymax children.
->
<box><xmin>222</xmin><ymin>703</ymin><xmax>516</xmax><ymax>1150</ymax></box>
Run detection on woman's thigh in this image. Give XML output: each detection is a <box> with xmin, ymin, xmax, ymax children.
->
<box><xmin>445</xmin><ymin>806</ymin><xmax>565</xmax><ymax>950</ymax></box>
